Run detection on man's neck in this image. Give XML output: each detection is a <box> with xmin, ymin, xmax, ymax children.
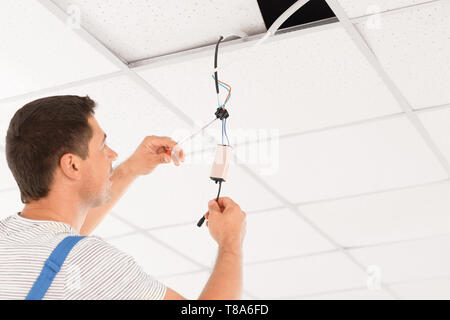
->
<box><xmin>20</xmin><ymin>202</ymin><xmax>87</xmax><ymax>233</ymax></box>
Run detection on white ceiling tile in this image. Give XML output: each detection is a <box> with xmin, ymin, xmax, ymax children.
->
<box><xmin>160</xmin><ymin>270</ymin><xmax>256</xmax><ymax>299</ymax></box>
<box><xmin>160</xmin><ymin>271</ymin><xmax>211</xmax><ymax>300</ymax></box>
<box><xmin>300</xmin><ymin>288</ymin><xmax>394</xmax><ymax>300</ymax></box>
<box><xmin>418</xmin><ymin>108</ymin><xmax>450</xmax><ymax>164</ymax></box>
<box><xmin>53</xmin><ymin>0</ymin><xmax>266</xmax><ymax>62</ymax></box>
<box><xmin>350</xmin><ymin>236</ymin><xmax>450</xmax><ymax>283</ymax></box>
<box><xmin>0</xmin><ymin>189</ymin><xmax>22</xmax><ymax>220</ymax></box>
<box><xmin>91</xmin><ymin>214</ymin><xmax>135</xmax><ymax>239</ymax></box>
<box><xmin>243</xmin><ymin>209</ymin><xmax>335</xmax><ymax>262</ymax></box>
<box><xmin>240</xmin><ymin>116</ymin><xmax>447</xmax><ymax>204</ymax></box>
<box><xmin>356</xmin><ymin>1</ymin><xmax>450</xmax><ymax>109</ymax></box>
<box><xmin>244</xmin><ymin>252</ymin><xmax>367</xmax><ymax>299</ymax></box>
<box><xmin>107</xmin><ymin>233</ymin><xmax>201</xmax><ymax>277</ymax></box>
<box><xmin>76</xmin><ymin>77</ymin><xmax>213</xmax><ymax>158</ymax></box>
<box><xmin>0</xmin><ymin>76</ymin><xmax>212</xmax><ymax>161</ymax></box>
<box><xmin>138</xmin><ymin>25</ymin><xmax>401</xmax><ymax>139</ymax></box>
<box><xmin>390</xmin><ymin>278</ymin><xmax>450</xmax><ymax>300</ymax></box>
<box><xmin>113</xmin><ymin>150</ymin><xmax>282</xmax><ymax>229</ymax></box>
<box><xmin>0</xmin><ymin>150</ymin><xmax>17</xmax><ymax>190</ymax></box>
<box><xmin>337</xmin><ymin>0</ymin><xmax>433</xmax><ymax>18</ymax></box>
<box><xmin>302</xmin><ymin>181</ymin><xmax>450</xmax><ymax>247</ymax></box>
<box><xmin>151</xmin><ymin>222</ymin><xmax>217</xmax><ymax>268</ymax></box>
<box><xmin>0</xmin><ymin>0</ymin><xmax>118</xmax><ymax>100</ymax></box>
<box><xmin>150</xmin><ymin>208</ymin><xmax>335</xmax><ymax>267</ymax></box>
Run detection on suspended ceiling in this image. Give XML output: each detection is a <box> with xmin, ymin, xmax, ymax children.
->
<box><xmin>1</xmin><ymin>0</ymin><xmax>450</xmax><ymax>299</ymax></box>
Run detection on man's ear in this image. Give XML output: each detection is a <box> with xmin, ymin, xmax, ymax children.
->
<box><xmin>60</xmin><ymin>153</ymin><xmax>82</xmax><ymax>181</ymax></box>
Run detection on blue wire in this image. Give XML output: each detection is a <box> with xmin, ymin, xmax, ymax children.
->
<box><xmin>221</xmin><ymin>120</ymin><xmax>225</xmax><ymax>145</ymax></box>
<box><xmin>219</xmin><ymin>92</ymin><xmax>231</xmax><ymax>109</ymax></box>
<box><xmin>212</xmin><ymin>75</ymin><xmax>230</xmax><ymax>92</ymax></box>
<box><xmin>212</xmin><ymin>75</ymin><xmax>231</xmax><ymax>145</ymax></box>
<box><xmin>212</xmin><ymin>75</ymin><xmax>231</xmax><ymax>108</ymax></box>
<box><xmin>224</xmin><ymin>118</ymin><xmax>230</xmax><ymax>145</ymax></box>
<box><xmin>217</xmin><ymin>81</ymin><xmax>230</xmax><ymax>93</ymax></box>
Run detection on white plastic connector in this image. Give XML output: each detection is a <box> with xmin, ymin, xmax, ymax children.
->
<box><xmin>210</xmin><ymin>145</ymin><xmax>232</xmax><ymax>182</ymax></box>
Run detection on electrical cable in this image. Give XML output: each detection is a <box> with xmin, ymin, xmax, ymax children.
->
<box><xmin>255</xmin><ymin>0</ymin><xmax>310</xmax><ymax>47</ymax></box>
<box><xmin>197</xmin><ymin>181</ymin><xmax>222</xmax><ymax>227</ymax></box>
<box><xmin>212</xmin><ymin>39</ymin><xmax>231</xmax><ymax>148</ymax></box>
<box><xmin>213</xmin><ymin>0</ymin><xmax>311</xmax><ymax>74</ymax></box>
<box><xmin>214</xmin><ymin>36</ymin><xmax>224</xmax><ymax>95</ymax></box>
<box><xmin>212</xmin><ymin>75</ymin><xmax>231</xmax><ymax>109</ymax></box>
<box><xmin>216</xmin><ymin>180</ymin><xmax>222</xmax><ymax>202</ymax></box>
<box><xmin>197</xmin><ymin>36</ymin><xmax>230</xmax><ymax>228</ymax></box>
<box><xmin>199</xmin><ymin>1</ymin><xmax>311</xmax><ymax>228</ymax></box>
<box><xmin>223</xmin><ymin>118</ymin><xmax>230</xmax><ymax>145</ymax></box>
<box><xmin>221</xmin><ymin>119</ymin><xmax>224</xmax><ymax>145</ymax></box>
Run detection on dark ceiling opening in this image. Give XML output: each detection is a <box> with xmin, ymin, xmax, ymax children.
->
<box><xmin>257</xmin><ymin>0</ymin><xmax>336</xmax><ymax>30</ymax></box>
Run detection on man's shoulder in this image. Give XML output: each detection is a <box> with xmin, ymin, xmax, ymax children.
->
<box><xmin>69</xmin><ymin>235</ymin><xmax>134</xmax><ymax>265</ymax></box>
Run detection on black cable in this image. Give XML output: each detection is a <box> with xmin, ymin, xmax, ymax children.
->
<box><xmin>197</xmin><ymin>181</ymin><xmax>222</xmax><ymax>227</ymax></box>
<box><xmin>216</xmin><ymin>180</ymin><xmax>222</xmax><ymax>202</ymax></box>
<box><xmin>214</xmin><ymin>36</ymin><xmax>224</xmax><ymax>95</ymax></box>
<box><xmin>198</xmin><ymin>36</ymin><xmax>225</xmax><ymax>228</ymax></box>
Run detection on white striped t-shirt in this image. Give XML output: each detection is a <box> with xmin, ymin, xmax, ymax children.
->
<box><xmin>0</xmin><ymin>212</ymin><xmax>166</xmax><ymax>300</ymax></box>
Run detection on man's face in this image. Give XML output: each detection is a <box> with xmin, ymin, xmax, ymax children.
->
<box><xmin>81</xmin><ymin>116</ymin><xmax>118</xmax><ymax>207</ymax></box>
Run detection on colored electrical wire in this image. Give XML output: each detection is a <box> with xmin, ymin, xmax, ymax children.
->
<box><xmin>197</xmin><ymin>35</ymin><xmax>230</xmax><ymax>229</ymax></box>
<box><xmin>218</xmin><ymin>81</ymin><xmax>231</xmax><ymax>108</ymax></box>
<box><xmin>221</xmin><ymin>119</ymin><xmax>224</xmax><ymax>145</ymax></box>
<box><xmin>223</xmin><ymin>118</ymin><xmax>230</xmax><ymax>145</ymax></box>
<box><xmin>219</xmin><ymin>93</ymin><xmax>231</xmax><ymax>109</ymax></box>
<box><xmin>212</xmin><ymin>1</ymin><xmax>311</xmax><ymax>75</ymax></box>
<box><xmin>213</xmin><ymin>76</ymin><xmax>231</xmax><ymax>147</ymax></box>
<box><xmin>212</xmin><ymin>75</ymin><xmax>231</xmax><ymax>109</ymax></box>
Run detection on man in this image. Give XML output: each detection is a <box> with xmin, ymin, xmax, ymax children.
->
<box><xmin>0</xmin><ymin>95</ymin><xmax>246</xmax><ymax>300</ymax></box>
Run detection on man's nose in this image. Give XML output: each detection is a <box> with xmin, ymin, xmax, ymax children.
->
<box><xmin>109</xmin><ymin>147</ymin><xmax>118</xmax><ymax>161</ymax></box>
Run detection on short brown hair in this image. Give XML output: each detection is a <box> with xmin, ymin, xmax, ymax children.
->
<box><xmin>5</xmin><ymin>95</ymin><xmax>97</xmax><ymax>204</ymax></box>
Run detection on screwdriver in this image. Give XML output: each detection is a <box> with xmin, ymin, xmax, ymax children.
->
<box><xmin>166</xmin><ymin>117</ymin><xmax>218</xmax><ymax>158</ymax></box>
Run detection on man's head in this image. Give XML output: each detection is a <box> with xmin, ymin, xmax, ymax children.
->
<box><xmin>5</xmin><ymin>95</ymin><xmax>117</xmax><ymax>208</ymax></box>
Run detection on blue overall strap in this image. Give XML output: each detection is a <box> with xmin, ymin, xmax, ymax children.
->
<box><xmin>25</xmin><ymin>235</ymin><xmax>85</xmax><ymax>300</ymax></box>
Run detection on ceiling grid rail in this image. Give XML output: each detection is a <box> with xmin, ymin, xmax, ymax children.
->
<box><xmin>349</xmin><ymin>0</ymin><xmax>444</xmax><ymax>21</ymax></box>
<box><xmin>324</xmin><ymin>0</ymin><xmax>450</xmax><ymax>178</ymax></box>
<box><xmin>323</xmin><ymin>0</ymin><xmax>450</xmax><ymax>300</ymax></box>
<box><xmin>110</xmin><ymin>212</ymin><xmax>259</xmax><ymax>299</ymax></box>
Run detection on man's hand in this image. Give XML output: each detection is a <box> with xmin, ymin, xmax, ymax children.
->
<box><xmin>205</xmin><ymin>197</ymin><xmax>247</xmax><ymax>252</ymax></box>
<box><xmin>126</xmin><ymin>136</ymin><xmax>185</xmax><ymax>176</ymax></box>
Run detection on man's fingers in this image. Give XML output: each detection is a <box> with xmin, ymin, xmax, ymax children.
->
<box><xmin>172</xmin><ymin>145</ymin><xmax>185</xmax><ymax>163</ymax></box>
<box><xmin>146</xmin><ymin>136</ymin><xmax>177</xmax><ymax>149</ymax></box>
<box><xmin>171</xmin><ymin>148</ymin><xmax>183</xmax><ymax>166</ymax></box>
<box><xmin>217</xmin><ymin>197</ymin><xmax>236</xmax><ymax>209</ymax></box>
<box><xmin>157</xmin><ymin>136</ymin><xmax>177</xmax><ymax>148</ymax></box>
<box><xmin>156</xmin><ymin>153</ymin><xmax>171</xmax><ymax>164</ymax></box>
<box><xmin>154</xmin><ymin>149</ymin><xmax>184</xmax><ymax>166</ymax></box>
<box><xmin>178</xmin><ymin>149</ymin><xmax>185</xmax><ymax>162</ymax></box>
<box><xmin>172</xmin><ymin>156</ymin><xmax>181</xmax><ymax>166</ymax></box>
<box><xmin>208</xmin><ymin>199</ymin><xmax>221</xmax><ymax>212</ymax></box>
